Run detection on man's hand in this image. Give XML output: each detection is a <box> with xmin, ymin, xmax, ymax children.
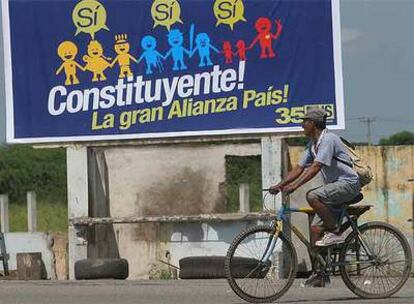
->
<box><xmin>269</xmin><ymin>184</ymin><xmax>282</xmax><ymax>195</ymax></box>
<box><xmin>282</xmin><ymin>184</ymin><xmax>297</xmax><ymax>195</ymax></box>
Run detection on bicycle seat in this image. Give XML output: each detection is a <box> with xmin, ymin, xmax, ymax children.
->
<box><xmin>344</xmin><ymin>193</ymin><xmax>363</xmax><ymax>205</ymax></box>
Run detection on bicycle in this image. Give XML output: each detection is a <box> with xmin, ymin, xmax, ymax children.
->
<box><xmin>225</xmin><ymin>191</ymin><xmax>412</xmax><ymax>303</ymax></box>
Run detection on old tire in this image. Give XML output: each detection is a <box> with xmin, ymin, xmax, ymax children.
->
<box><xmin>179</xmin><ymin>256</ymin><xmax>259</xmax><ymax>279</ymax></box>
<box><xmin>75</xmin><ymin>258</ymin><xmax>129</xmax><ymax>280</ymax></box>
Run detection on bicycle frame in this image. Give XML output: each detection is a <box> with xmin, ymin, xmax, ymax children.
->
<box><xmin>261</xmin><ymin>201</ymin><xmax>376</xmax><ymax>273</ymax></box>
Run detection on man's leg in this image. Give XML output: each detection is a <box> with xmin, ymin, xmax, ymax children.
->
<box><xmin>306</xmin><ymin>191</ymin><xmax>338</xmax><ymax>232</ymax></box>
<box><xmin>305</xmin><ymin>216</ymin><xmax>329</xmax><ymax>288</ymax></box>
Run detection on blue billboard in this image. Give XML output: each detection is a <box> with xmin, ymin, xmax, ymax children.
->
<box><xmin>2</xmin><ymin>0</ymin><xmax>344</xmax><ymax>143</ymax></box>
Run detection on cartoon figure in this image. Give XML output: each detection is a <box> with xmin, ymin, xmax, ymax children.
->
<box><xmin>111</xmin><ymin>34</ymin><xmax>138</xmax><ymax>78</ymax></box>
<box><xmin>222</xmin><ymin>41</ymin><xmax>233</xmax><ymax>64</ymax></box>
<box><xmin>248</xmin><ymin>18</ymin><xmax>282</xmax><ymax>59</ymax></box>
<box><xmin>83</xmin><ymin>40</ymin><xmax>112</xmax><ymax>82</ymax></box>
<box><xmin>235</xmin><ymin>40</ymin><xmax>247</xmax><ymax>61</ymax></box>
<box><xmin>164</xmin><ymin>29</ymin><xmax>191</xmax><ymax>71</ymax></box>
<box><xmin>191</xmin><ymin>33</ymin><xmax>220</xmax><ymax>67</ymax></box>
<box><xmin>56</xmin><ymin>41</ymin><xmax>85</xmax><ymax>85</ymax></box>
<box><xmin>138</xmin><ymin>35</ymin><xmax>164</xmax><ymax>75</ymax></box>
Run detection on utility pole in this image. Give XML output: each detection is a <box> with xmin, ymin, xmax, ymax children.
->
<box><xmin>359</xmin><ymin>117</ymin><xmax>376</xmax><ymax>146</ymax></box>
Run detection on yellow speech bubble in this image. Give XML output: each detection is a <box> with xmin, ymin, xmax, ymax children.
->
<box><xmin>151</xmin><ymin>0</ymin><xmax>183</xmax><ymax>31</ymax></box>
<box><xmin>72</xmin><ymin>0</ymin><xmax>109</xmax><ymax>39</ymax></box>
<box><xmin>213</xmin><ymin>0</ymin><xmax>246</xmax><ymax>30</ymax></box>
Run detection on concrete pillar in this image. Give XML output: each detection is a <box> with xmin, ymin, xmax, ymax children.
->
<box><xmin>261</xmin><ymin>136</ymin><xmax>284</xmax><ymax>211</ymax></box>
<box><xmin>27</xmin><ymin>191</ymin><xmax>37</xmax><ymax>232</ymax></box>
<box><xmin>239</xmin><ymin>183</ymin><xmax>250</xmax><ymax>213</ymax></box>
<box><xmin>261</xmin><ymin>136</ymin><xmax>286</xmax><ymax>279</ymax></box>
<box><xmin>67</xmin><ymin>146</ymin><xmax>89</xmax><ymax>280</ymax></box>
<box><xmin>0</xmin><ymin>194</ymin><xmax>9</xmax><ymax>233</ymax></box>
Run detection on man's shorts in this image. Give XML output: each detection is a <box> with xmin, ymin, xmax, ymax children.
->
<box><xmin>308</xmin><ymin>180</ymin><xmax>361</xmax><ymax>227</ymax></box>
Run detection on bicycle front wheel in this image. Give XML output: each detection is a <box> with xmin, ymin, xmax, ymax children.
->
<box><xmin>340</xmin><ymin>221</ymin><xmax>412</xmax><ymax>299</ymax></box>
<box><xmin>225</xmin><ymin>225</ymin><xmax>297</xmax><ymax>303</ymax></box>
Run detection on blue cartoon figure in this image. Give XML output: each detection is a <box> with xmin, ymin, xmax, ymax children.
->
<box><xmin>138</xmin><ymin>35</ymin><xmax>164</xmax><ymax>75</ymax></box>
<box><xmin>191</xmin><ymin>33</ymin><xmax>220</xmax><ymax>67</ymax></box>
<box><xmin>164</xmin><ymin>29</ymin><xmax>191</xmax><ymax>71</ymax></box>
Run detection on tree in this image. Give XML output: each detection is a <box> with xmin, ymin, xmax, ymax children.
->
<box><xmin>379</xmin><ymin>131</ymin><xmax>414</xmax><ymax>146</ymax></box>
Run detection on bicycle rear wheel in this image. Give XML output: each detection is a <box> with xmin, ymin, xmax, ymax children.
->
<box><xmin>340</xmin><ymin>221</ymin><xmax>412</xmax><ymax>299</ymax></box>
<box><xmin>225</xmin><ymin>225</ymin><xmax>297</xmax><ymax>303</ymax></box>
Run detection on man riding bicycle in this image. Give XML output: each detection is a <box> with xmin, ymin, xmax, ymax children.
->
<box><xmin>270</xmin><ymin>108</ymin><xmax>361</xmax><ymax>284</ymax></box>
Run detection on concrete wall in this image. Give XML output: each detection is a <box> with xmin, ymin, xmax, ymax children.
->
<box><xmin>101</xmin><ymin>142</ymin><xmax>261</xmax><ymax>278</ymax></box>
<box><xmin>4</xmin><ymin>233</ymin><xmax>55</xmax><ymax>279</ymax></box>
<box><xmin>112</xmin><ymin>220</ymin><xmax>264</xmax><ymax>279</ymax></box>
<box><xmin>104</xmin><ymin>143</ymin><xmax>261</xmax><ymax>217</ymax></box>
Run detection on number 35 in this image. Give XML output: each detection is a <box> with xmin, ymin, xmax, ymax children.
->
<box><xmin>275</xmin><ymin>107</ymin><xmax>304</xmax><ymax>124</ymax></box>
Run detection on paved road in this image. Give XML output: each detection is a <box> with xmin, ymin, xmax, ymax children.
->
<box><xmin>0</xmin><ymin>278</ymin><xmax>413</xmax><ymax>304</ymax></box>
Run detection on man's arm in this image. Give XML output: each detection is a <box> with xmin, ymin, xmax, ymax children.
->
<box><xmin>284</xmin><ymin>161</ymin><xmax>322</xmax><ymax>193</ymax></box>
<box><xmin>269</xmin><ymin>165</ymin><xmax>304</xmax><ymax>194</ymax></box>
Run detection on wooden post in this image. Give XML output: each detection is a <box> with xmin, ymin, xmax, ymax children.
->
<box><xmin>16</xmin><ymin>252</ymin><xmax>45</xmax><ymax>280</ymax></box>
<box><xmin>0</xmin><ymin>194</ymin><xmax>9</xmax><ymax>233</ymax></box>
<box><xmin>67</xmin><ymin>146</ymin><xmax>89</xmax><ymax>280</ymax></box>
<box><xmin>239</xmin><ymin>183</ymin><xmax>250</xmax><ymax>213</ymax></box>
<box><xmin>27</xmin><ymin>192</ymin><xmax>37</xmax><ymax>232</ymax></box>
<box><xmin>53</xmin><ymin>234</ymin><xmax>68</xmax><ymax>280</ymax></box>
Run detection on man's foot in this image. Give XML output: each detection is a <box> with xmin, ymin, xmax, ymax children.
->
<box><xmin>303</xmin><ymin>273</ymin><xmax>330</xmax><ymax>287</ymax></box>
<box><xmin>315</xmin><ymin>232</ymin><xmax>345</xmax><ymax>246</ymax></box>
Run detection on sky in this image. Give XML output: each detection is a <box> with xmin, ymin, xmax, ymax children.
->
<box><xmin>0</xmin><ymin>0</ymin><xmax>413</xmax><ymax>145</ymax></box>
<box><xmin>338</xmin><ymin>0</ymin><xmax>414</xmax><ymax>143</ymax></box>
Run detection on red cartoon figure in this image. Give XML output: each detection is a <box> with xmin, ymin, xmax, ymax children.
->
<box><xmin>222</xmin><ymin>41</ymin><xmax>233</xmax><ymax>64</ymax></box>
<box><xmin>235</xmin><ymin>40</ymin><xmax>247</xmax><ymax>61</ymax></box>
<box><xmin>248</xmin><ymin>18</ymin><xmax>283</xmax><ymax>59</ymax></box>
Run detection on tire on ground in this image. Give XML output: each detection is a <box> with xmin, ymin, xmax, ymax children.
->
<box><xmin>179</xmin><ymin>256</ymin><xmax>260</xmax><ymax>279</ymax></box>
<box><xmin>75</xmin><ymin>258</ymin><xmax>129</xmax><ymax>280</ymax></box>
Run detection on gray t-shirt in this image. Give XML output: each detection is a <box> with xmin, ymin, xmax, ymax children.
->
<box><xmin>299</xmin><ymin>131</ymin><xmax>359</xmax><ymax>185</ymax></box>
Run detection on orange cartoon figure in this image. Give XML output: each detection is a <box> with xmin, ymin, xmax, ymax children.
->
<box><xmin>235</xmin><ymin>40</ymin><xmax>247</xmax><ymax>61</ymax></box>
<box><xmin>111</xmin><ymin>34</ymin><xmax>138</xmax><ymax>78</ymax></box>
<box><xmin>248</xmin><ymin>18</ymin><xmax>283</xmax><ymax>59</ymax></box>
<box><xmin>221</xmin><ymin>41</ymin><xmax>233</xmax><ymax>64</ymax></box>
<box><xmin>56</xmin><ymin>41</ymin><xmax>85</xmax><ymax>85</ymax></box>
<box><xmin>83</xmin><ymin>40</ymin><xmax>112</xmax><ymax>82</ymax></box>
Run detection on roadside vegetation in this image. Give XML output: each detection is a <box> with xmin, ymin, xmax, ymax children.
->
<box><xmin>0</xmin><ymin>145</ymin><xmax>67</xmax><ymax>232</ymax></box>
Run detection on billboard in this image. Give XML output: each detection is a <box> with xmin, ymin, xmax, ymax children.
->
<box><xmin>2</xmin><ymin>0</ymin><xmax>344</xmax><ymax>144</ymax></box>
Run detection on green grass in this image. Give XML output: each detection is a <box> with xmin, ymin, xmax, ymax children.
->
<box><xmin>7</xmin><ymin>201</ymin><xmax>67</xmax><ymax>232</ymax></box>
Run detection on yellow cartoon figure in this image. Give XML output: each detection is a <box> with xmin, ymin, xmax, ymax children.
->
<box><xmin>56</xmin><ymin>41</ymin><xmax>85</xmax><ymax>85</ymax></box>
<box><xmin>111</xmin><ymin>34</ymin><xmax>138</xmax><ymax>78</ymax></box>
<box><xmin>83</xmin><ymin>40</ymin><xmax>111</xmax><ymax>82</ymax></box>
